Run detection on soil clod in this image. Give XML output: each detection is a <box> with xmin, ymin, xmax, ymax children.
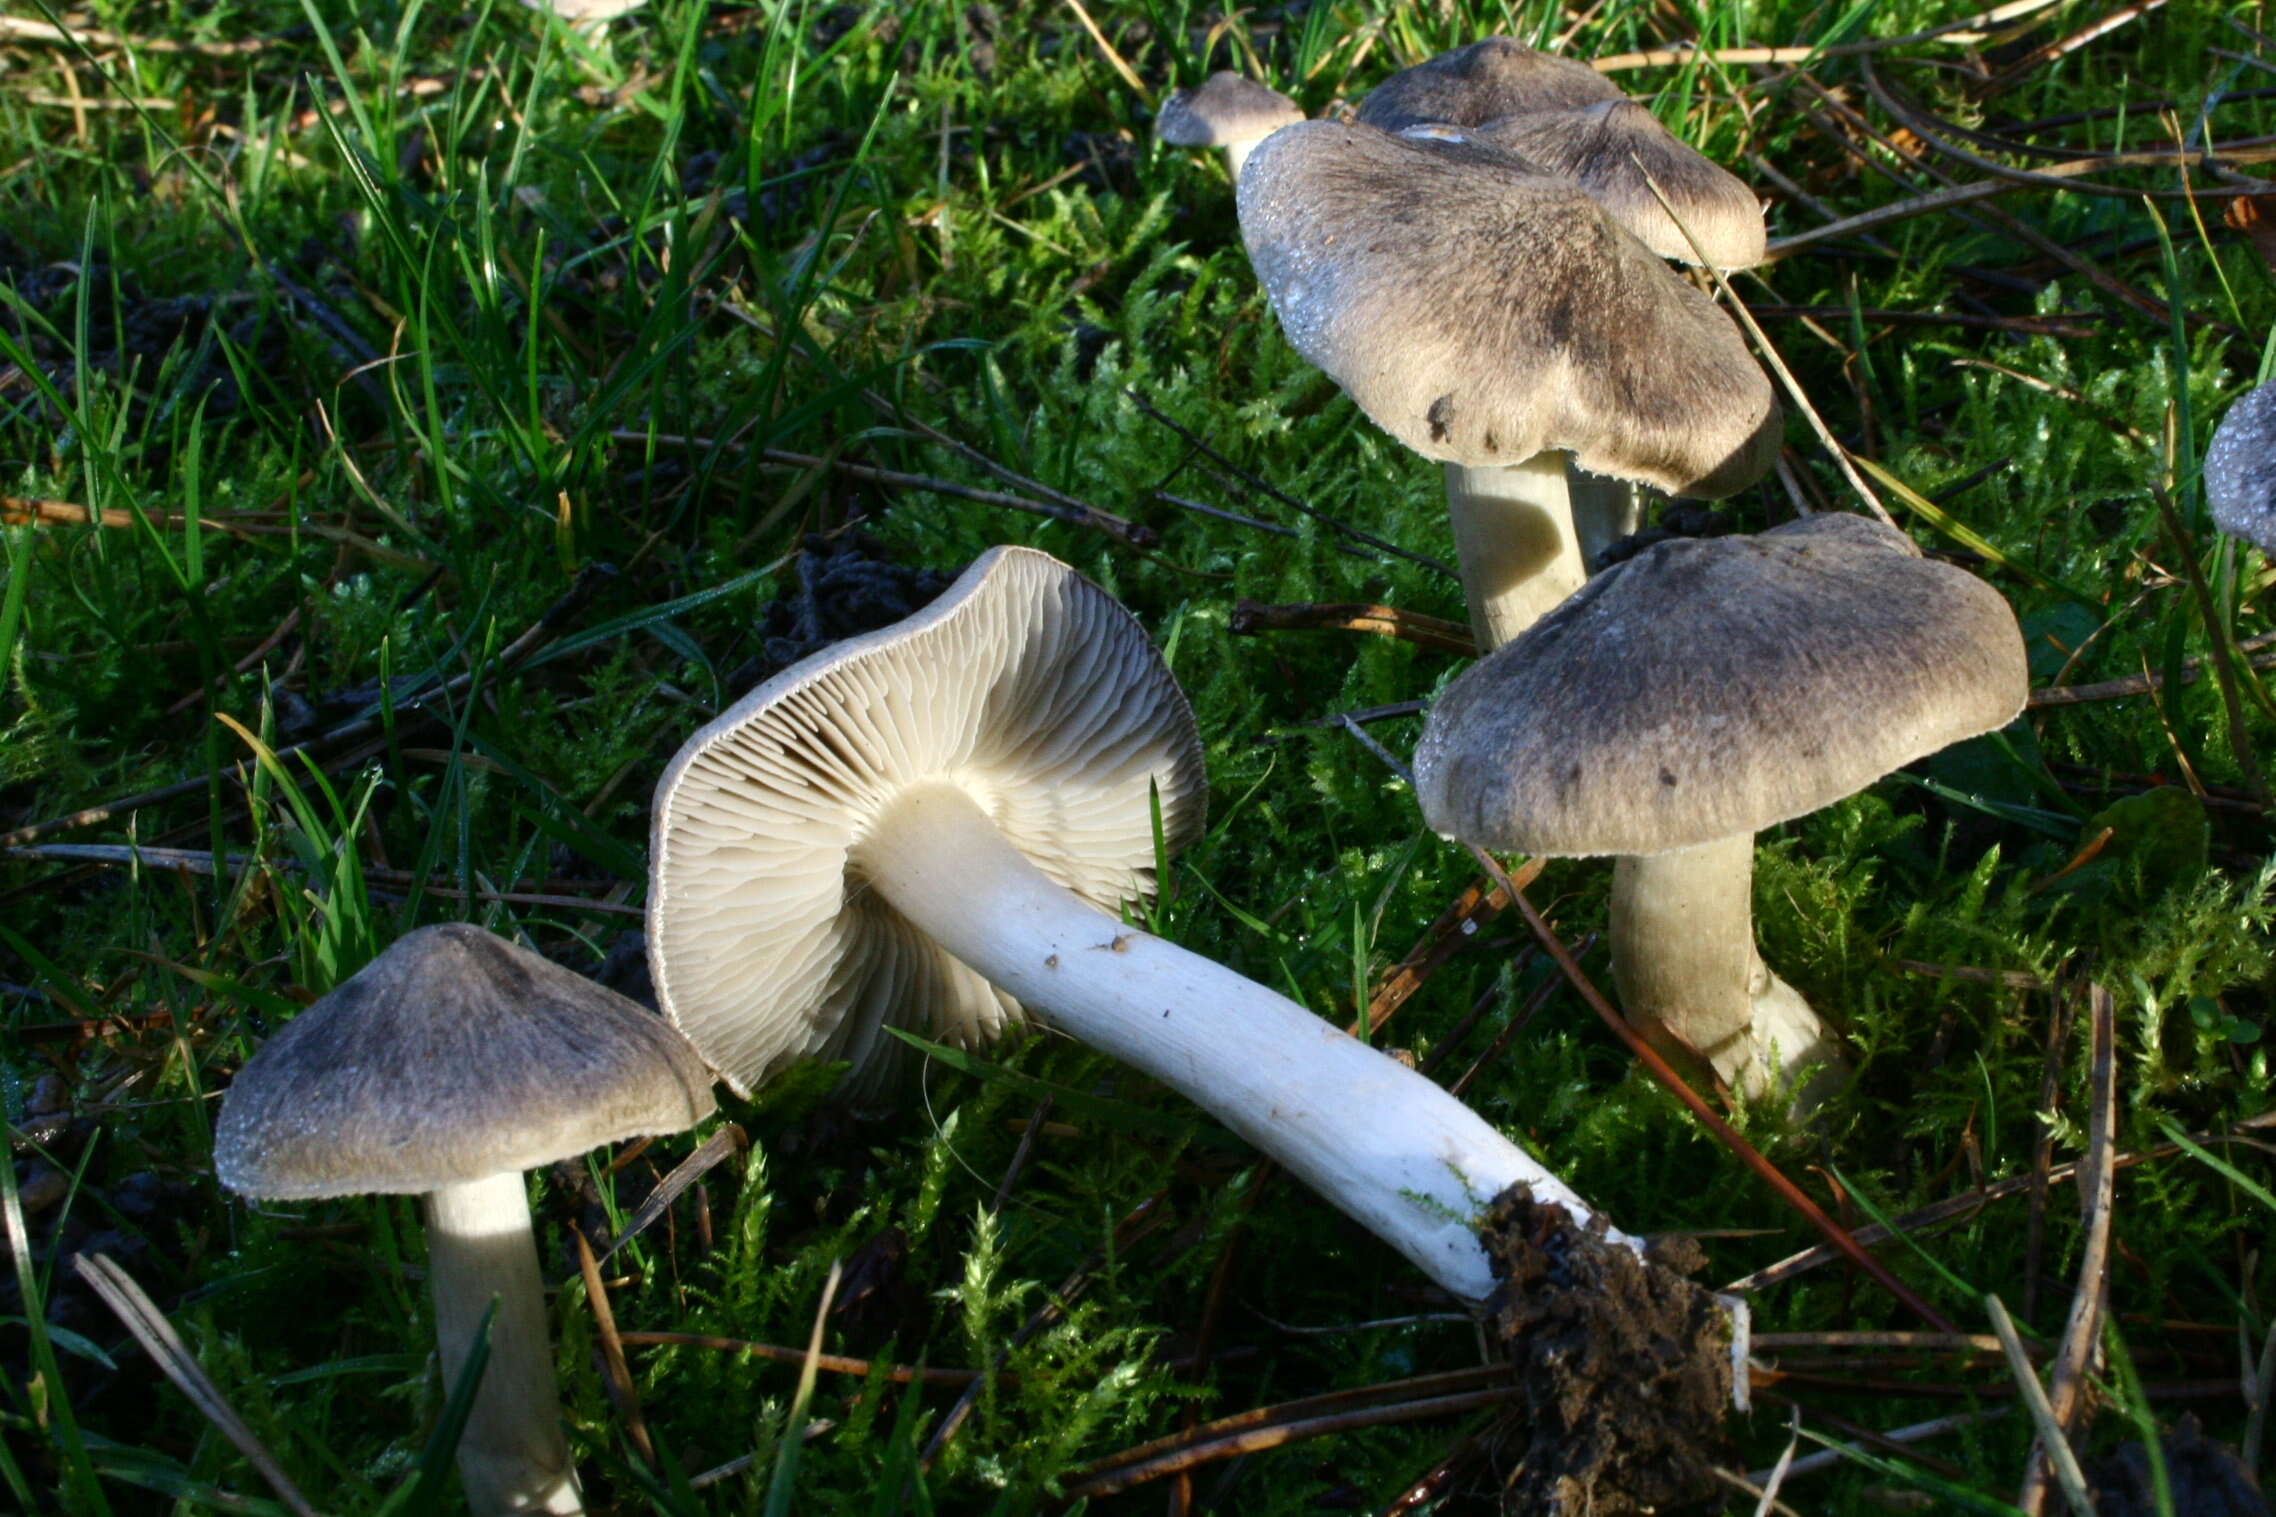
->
<box><xmin>1480</xmin><ymin>1186</ymin><xmax>1733</xmax><ymax>1515</ymax></box>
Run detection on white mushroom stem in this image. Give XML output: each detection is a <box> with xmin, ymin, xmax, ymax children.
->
<box><xmin>1609</xmin><ymin>836</ymin><xmax>1834</xmax><ymax>1101</ymax></box>
<box><xmin>424</xmin><ymin>1175</ymin><xmax>583</xmax><ymax>1517</ymax></box>
<box><xmin>858</xmin><ymin>781</ymin><xmax>1635</xmax><ymax>1302</ymax></box>
<box><xmin>1569</xmin><ymin>472</ymin><xmax>1646</xmax><ymax>572</ymax></box>
<box><xmin>1444</xmin><ymin>455</ymin><xmax>1588</xmax><ymax>651</ymax></box>
<box><xmin>1222</xmin><ymin>140</ymin><xmax>1263</xmax><ymax>180</ymax></box>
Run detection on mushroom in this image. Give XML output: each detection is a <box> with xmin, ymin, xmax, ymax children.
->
<box><xmin>1155</xmin><ymin>72</ymin><xmax>1304</xmax><ymax>182</ymax></box>
<box><xmin>1353</xmin><ymin>36</ymin><xmax>1627</xmax><ymax>130</ymax></box>
<box><xmin>1414</xmin><ymin>515</ymin><xmax>2030</xmax><ymax>1097</ymax></box>
<box><xmin>215</xmin><ymin>924</ymin><xmax>716</xmax><ymax>1516</ymax></box>
<box><xmin>1356</xmin><ymin>38</ymin><xmax>1766</xmax><ymax>269</ymax></box>
<box><xmin>2205</xmin><ymin>377</ymin><xmax>2276</xmax><ymax>556</ymax></box>
<box><xmin>1237</xmin><ymin>120</ymin><xmax>1779</xmax><ymax>648</ymax></box>
<box><xmin>649</xmin><ymin>545</ymin><xmax>1644</xmax><ymax>1301</ymax></box>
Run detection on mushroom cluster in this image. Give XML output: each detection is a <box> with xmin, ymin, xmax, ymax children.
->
<box><xmin>1237</xmin><ymin>36</ymin><xmax>1780</xmax><ymax>650</ymax></box>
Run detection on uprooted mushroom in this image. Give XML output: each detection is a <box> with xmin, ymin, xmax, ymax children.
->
<box><xmin>649</xmin><ymin>547</ymin><xmax>1736</xmax><ymax>1309</ymax></box>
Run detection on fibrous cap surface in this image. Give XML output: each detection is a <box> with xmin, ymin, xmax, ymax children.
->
<box><xmin>1355</xmin><ymin>37</ymin><xmax>1622</xmax><ymax>130</ymax></box>
<box><xmin>648</xmin><ymin>546</ymin><xmax>1207</xmax><ymax>1097</ymax></box>
<box><xmin>1237</xmin><ymin>120</ymin><xmax>1779</xmax><ymax>495</ymax></box>
<box><xmin>1416</xmin><ymin>514</ymin><xmax>2030</xmax><ymax>856</ymax></box>
<box><xmin>2205</xmin><ymin>379</ymin><xmax>2276</xmax><ymax>555</ymax></box>
<box><xmin>1461</xmin><ymin>102</ymin><xmax>1765</xmax><ymax>268</ymax></box>
<box><xmin>215</xmin><ymin>924</ymin><xmax>716</xmax><ymax>1200</ymax></box>
<box><xmin>1157</xmin><ymin>72</ymin><xmax>1302</xmax><ymax>147</ymax></box>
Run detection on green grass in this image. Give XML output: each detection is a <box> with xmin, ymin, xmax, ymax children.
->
<box><xmin>3</xmin><ymin>0</ymin><xmax>2275</xmax><ymax>1510</ymax></box>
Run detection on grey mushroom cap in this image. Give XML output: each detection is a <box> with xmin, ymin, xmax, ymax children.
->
<box><xmin>216</xmin><ymin>924</ymin><xmax>717</xmax><ymax>1201</ymax></box>
<box><xmin>648</xmin><ymin>546</ymin><xmax>1208</xmax><ymax>1098</ymax></box>
<box><xmin>1415</xmin><ymin>514</ymin><xmax>2030</xmax><ymax>857</ymax></box>
<box><xmin>1355</xmin><ymin>36</ymin><xmax>1621</xmax><ymax>131</ymax></box>
<box><xmin>1459</xmin><ymin>102</ymin><xmax>1765</xmax><ymax>267</ymax></box>
<box><xmin>2205</xmin><ymin>380</ymin><xmax>2276</xmax><ymax>555</ymax></box>
<box><xmin>1157</xmin><ymin>72</ymin><xmax>1303</xmax><ymax>148</ymax></box>
<box><xmin>1237</xmin><ymin>120</ymin><xmax>1780</xmax><ymax>497</ymax></box>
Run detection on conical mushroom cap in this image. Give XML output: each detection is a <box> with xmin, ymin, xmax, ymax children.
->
<box><xmin>1238</xmin><ymin>120</ymin><xmax>1779</xmax><ymax>496</ymax></box>
<box><xmin>1355</xmin><ymin>37</ymin><xmax>1622</xmax><ymax>131</ymax></box>
<box><xmin>2205</xmin><ymin>380</ymin><xmax>2276</xmax><ymax>555</ymax></box>
<box><xmin>1415</xmin><ymin>515</ymin><xmax>2030</xmax><ymax>856</ymax></box>
<box><xmin>1157</xmin><ymin>72</ymin><xmax>1302</xmax><ymax>148</ymax></box>
<box><xmin>1461</xmin><ymin>102</ymin><xmax>1765</xmax><ymax>268</ymax></box>
<box><xmin>215</xmin><ymin>924</ymin><xmax>716</xmax><ymax>1201</ymax></box>
<box><xmin>649</xmin><ymin>546</ymin><xmax>1208</xmax><ymax>1097</ymax></box>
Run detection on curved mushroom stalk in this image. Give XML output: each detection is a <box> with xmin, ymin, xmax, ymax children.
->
<box><xmin>425</xmin><ymin>1176</ymin><xmax>583</xmax><ymax>1516</ymax></box>
<box><xmin>858</xmin><ymin>781</ymin><xmax>1623</xmax><ymax>1302</ymax></box>
<box><xmin>1609</xmin><ymin>839</ymin><xmax>1837</xmax><ymax>1100</ymax></box>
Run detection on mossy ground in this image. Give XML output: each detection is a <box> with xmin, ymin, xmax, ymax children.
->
<box><xmin>2</xmin><ymin>0</ymin><xmax>2274</xmax><ymax>1511</ymax></box>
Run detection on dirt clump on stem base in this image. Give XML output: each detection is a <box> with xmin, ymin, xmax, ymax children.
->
<box><xmin>1480</xmin><ymin>1185</ymin><xmax>1732</xmax><ymax>1515</ymax></box>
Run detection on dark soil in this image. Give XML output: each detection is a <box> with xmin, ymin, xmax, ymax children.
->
<box><xmin>1480</xmin><ymin>1185</ymin><xmax>1733</xmax><ymax>1516</ymax></box>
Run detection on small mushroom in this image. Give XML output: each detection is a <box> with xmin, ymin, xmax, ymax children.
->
<box><xmin>1155</xmin><ymin>72</ymin><xmax>1304</xmax><ymax>182</ymax></box>
<box><xmin>1415</xmin><ymin>515</ymin><xmax>2029</xmax><ymax>1098</ymax></box>
<box><xmin>2205</xmin><ymin>377</ymin><xmax>2276</xmax><ymax>556</ymax></box>
<box><xmin>650</xmin><ymin>545</ymin><xmax>1643</xmax><ymax>1301</ymax></box>
<box><xmin>216</xmin><ymin>924</ymin><xmax>716</xmax><ymax>1516</ymax></box>
<box><xmin>1238</xmin><ymin>120</ymin><xmax>1779</xmax><ymax>648</ymax></box>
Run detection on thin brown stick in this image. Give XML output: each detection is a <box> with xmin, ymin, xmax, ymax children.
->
<box><xmin>2020</xmin><ymin>982</ymin><xmax>2118</xmax><ymax>1515</ymax></box>
<box><xmin>1353</xmin><ymin>872</ymin><xmax>1532</xmax><ymax>1037</ymax></box>
<box><xmin>575</xmin><ymin>1230</ymin><xmax>655</xmax><ymax>1467</ymax></box>
<box><xmin>1063</xmin><ymin>1371</ymin><xmax>1512</xmax><ymax>1499</ymax></box>
<box><xmin>1229</xmin><ymin>600</ymin><xmax>1478</xmax><ymax>657</ymax></box>
<box><xmin>1978</xmin><ymin>0</ymin><xmax>2169</xmax><ymax>97</ymax></box>
<box><xmin>618</xmin><ymin>1331</ymin><xmax>979</xmax><ymax>1385</ymax></box>
<box><xmin>0</xmin><ymin>17</ymin><xmax>269</xmax><ymax>54</ymax></box>
<box><xmin>1886</xmin><ymin>958</ymin><xmax>2049</xmax><ymax>990</ymax></box>
<box><xmin>1728</xmin><ymin>1111</ymin><xmax>2276</xmax><ymax>1294</ymax></box>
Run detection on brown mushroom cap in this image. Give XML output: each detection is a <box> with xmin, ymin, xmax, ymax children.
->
<box><xmin>215</xmin><ymin>924</ymin><xmax>716</xmax><ymax>1201</ymax></box>
<box><xmin>648</xmin><ymin>546</ymin><xmax>1208</xmax><ymax>1097</ymax></box>
<box><xmin>1355</xmin><ymin>37</ymin><xmax>1621</xmax><ymax>131</ymax></box>
<box><xmin>1237</xmin><ymin>120</ymin><xmax>1779</xmax><ymax>496</ymax></box>
<box><xmin>1415</xmin><ymin>514</ymin><xmax>2030</xmax><ymax>856</ymax></box>
<box><xmin>2205</xmin><ymin>379</ymin><xmax>2276</xmax><ymax>555</ymax></box>
<box><xmin>1156</xmin><ymin>72</ymin><xmax>1303</xmax><ymax>148</ymax></box>
<box><xmin>1460</xmin><ymin>102</ymin><xmax>1765</xmax><ymax>267</ymax></box>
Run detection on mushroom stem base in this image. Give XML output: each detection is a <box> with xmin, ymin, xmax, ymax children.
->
<box><xmin>1445</xmin><ymin>455</ymin><xmax>1587</xmax><ymax>650</ymax></box>
<box><xmin>1609</xmin><ymin>837</ymin><xmax>1840</xmax><ymax>1102</ymax></box>
<box><xmin>859</xmin><ymin>781</ymin><xmax>1632</xmax><ymax>1302</ymax></box>
<box><xmin>425</xmin><ymin>1174</ymin><xmax>583</xmax><ymax>1516</ymax></box>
